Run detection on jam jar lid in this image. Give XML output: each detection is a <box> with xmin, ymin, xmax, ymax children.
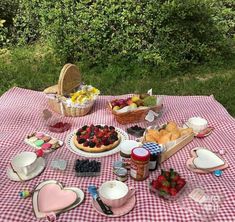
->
<box><xmin>113</xmin><ymin>160</ymin><xmax>124</xmax><ymax>170</ymax></box>
<box><xmin>131</xmin><ymin>147</ymin><xmax>150</xmax><ymax>161</ymax></box>
<box><xmin>142</xmin><ymin>142</ymin><xmax>162</xmax><ymax>155</ymax></box>
<box><xmin>115</xmin><ymin>167</ymin><xmax>128</xmax><ymax>177</ymax></box>
<box><xmin>120</xmin><ymin>140</ymin><xmax>140</xmax><ymax>155</ymax></box>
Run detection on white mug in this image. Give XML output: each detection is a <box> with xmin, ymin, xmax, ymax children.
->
<box><xmin>11</xmin><ymin>151</ymin><xmax>38</xmax><ymax>176</ymax></box>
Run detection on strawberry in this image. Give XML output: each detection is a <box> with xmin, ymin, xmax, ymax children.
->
<box><xmin>159</xmin><ymin>186</ymin><xmax>170</xmax><ymax>194</ymax></box>
<box><xmin>96</xmin><ymin>143</ymin><xmax>102</xmax><ymax>148</ymax></box>
<box><xmin>161</xmin><ymin>180</ymin><xmax>170</xmax><ymax>188</ymax></box>
<box><xmin>83</xmin><ymin>142</ymin><xmax>89</xmax><ymax>147</ymax></box>
<box><xmin>169</xmin><ymin>188</ymin><xmax>178</xmax><ymax>196</ymax></box>
<box><xmin>171</xmin><ymin>174</ymin><xmax>180</xmax><ymax>182</ymax></box>
<box><xmin>152</xmin><ymin>180</ymin><xmax>161</xmax><ymax>190</ymax></box>
<box><xmin>176</xmin><ymin>178</ymin><xmax>186</xmax><ymax>191</ymax></box>
<box><xmin>157</xmin><ymin>175</ymin><xmax>167</xmax><ymax>183</ymax></box>
<box><xmin>83</xmin><ymin>134</ymin><xmax>89</xmax><ymax>140</ymax></box>
<box><xmin>97</xmin><ymin>131</ymin><xmax>104</xmax><ymax>138</ymax></box>
<box><xmin>170</xmin><ymin>168</ymin><xmax>180</xmax><ymax>181</ymax></box>
<box><xmin>170</xmin><ymin>181</ymin><xmax>177</xmax><ymax>188</ymax></box>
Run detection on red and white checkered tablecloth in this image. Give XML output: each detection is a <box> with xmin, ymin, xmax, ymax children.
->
<box><xmin>0</xmin><ymin>87</ymin><xmax>235</xmax><ymax>222</ymax></box>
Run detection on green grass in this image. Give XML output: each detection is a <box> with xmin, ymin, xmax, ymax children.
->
<box><xmin>0</xmin><ymin>43</ymin><xmax>235</xmax><ymax>116</ymax></box>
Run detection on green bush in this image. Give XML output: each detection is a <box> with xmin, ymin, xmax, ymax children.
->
<box><xmin>41</xmin><ymin>0</ymin><xmax>232</xmax><ymax>66</ymax></box>
<box><xmin>0</xmin><ymin>0</ymin><xmax>18</xmax><ymax>46</ymax></box>
<box><xmin>213</xmin><ymin>0</ymin><xmax>235</xmax><ymax>38</ymax></box>
<box><xmin>2</xmin><ymin>0</ymin><xmax>234</xmax><ymax>68</ymax></box>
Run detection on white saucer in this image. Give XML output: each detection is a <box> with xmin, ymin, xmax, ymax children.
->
<box><xmin>7</xmin><ymin>157</ymin><xmax>46</xmax><ymax>181</ymax></box>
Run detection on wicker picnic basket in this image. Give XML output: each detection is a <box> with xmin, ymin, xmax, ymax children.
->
<box><xmin>43</xmin><ymin>63</ymin><xmax>95</xmax><ymax>117</ymax></box>
<box><xmin>108</xmin><ymin>97</ymin><xmax>163</xmax><ymax>125</ymax></box>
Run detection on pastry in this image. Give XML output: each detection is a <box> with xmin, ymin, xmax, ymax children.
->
<box><xmin>73</xmin><ymin>124</ymin><xmax>121</xmax><ymax>153</ymax></box>
<box><xmin>166</xmin><ymin>121</ymin><xmax>177</xmax><ymax>132</ymax></box>
<box><xmin>170</xmin><ymin>130</ymin><xmax>181</xmax><ymax>141</ymax></box>
<box><xmin>158</xmin><ymin>133</ymin><xmax>171</xmax><ymax>144</ymax></box>
<box><xmin>144</xmin><ymin>121</ymin><xmax>193</xmax><ymax>145</ymax></box>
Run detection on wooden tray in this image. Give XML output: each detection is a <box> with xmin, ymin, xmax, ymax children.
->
<box><xmin>161</xmin><ymin>133</ymin><xmax>194</xmax><ymax>162</ymax></box>
<box><xmin>142</xmin><ymin>124</ymin><xmax>194</xmax><ymax>162</ymax></box>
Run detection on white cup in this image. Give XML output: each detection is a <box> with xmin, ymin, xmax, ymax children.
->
<box><xmin>187</xmin><ymin>117</ymin><xmax>208</xmax><ymax>133</ymax></box>
<box><xmin>99</xmin><ymin>180</ymin><xmax>135</xmax><ymax>208</ymax></box>
<box><xmin>11</xmin><ymin>151</ymin><xmax>38</xmax><ymax>176</ymax></box>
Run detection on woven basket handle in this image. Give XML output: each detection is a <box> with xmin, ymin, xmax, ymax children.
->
<box><xmin>58</xmin><ymin>63</ymin><xmax>81</xmax><ymax>96</ymax></box>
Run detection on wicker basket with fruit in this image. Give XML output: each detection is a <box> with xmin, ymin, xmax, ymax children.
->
<box><xmin>44</xmin><ymin>64</ymin><xmax>100</xmax><ymax>117</ymax></box>
<box><xmin>108</xmin><ymin>93</ymin><xmax>163</xmax><ymax>124</ymax></box>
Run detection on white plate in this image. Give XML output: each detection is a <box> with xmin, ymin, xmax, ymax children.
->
<box><xmin>7</xmin><ymin>157</ymin><xmax>46</xmax><ymax>181</ymax></box>
<box><xmin>66</xmin><ymin>127</ymin><xmax>129</xmax><ymax>158</ymax></box>
<box><xmin>32</xmin><ymin>179</ymin><xmax>84</xmax><ymax>219</ymax></box>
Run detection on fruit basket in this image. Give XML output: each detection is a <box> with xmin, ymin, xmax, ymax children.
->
<box><xmin>149</xmin><ymin>169</ymin><xmax>187</xmax><ymax>201</ymax></box>
<box><xmin>108</xmin><ymin>94</ymin><xmax>163</xmax><ymax>124</ymax></box>
<box><xmin>44</xmin><ymin>63</ymin><xmax>100</xmax><ymax>117</ymax></box>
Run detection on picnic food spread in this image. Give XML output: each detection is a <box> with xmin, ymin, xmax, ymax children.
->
<box><xmin>73</xmin><ymin>124</ymin><xmax>121</xmax><ymax>153</ymax></box>
<box><xmin>3</xmin><ymin>64</ymin><xmax>232</xmax><ymax>222</ymax></box>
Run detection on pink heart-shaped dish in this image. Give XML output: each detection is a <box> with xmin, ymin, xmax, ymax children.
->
<box><xmin>38</xmin><ymin>183</ymin><xmax>77</xmax><ymax>212</ymax></box>
<box><xmin>33</xmin><ymin>180</ymin><xmax>84</xmax><ymax>219</ymax></box>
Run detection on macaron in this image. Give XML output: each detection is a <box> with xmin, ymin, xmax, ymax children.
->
<box><xmin>42</xmin><ymin>136</ymin><xmax>51</xmax><ymax>143</ymax></box>
<box><xmin>48</xmin><ymin>138</ymin><xmax>59</xmax><ymax>145</ymax></box>
<box><xmin>34</xmin><ymin>139</ymin><xmax>44</xmax><ymax>147</ymax></box>
<box><xmin>41</xmin><ymin>143</ymin><xmax>52</xmax><ymax>150</ymax></box>
<box><xmin>28</xmin><ymin>136</ymin><xmax>38</xmax><ymax>143</ymax></box>
<box><xmin>35</xmin><ymin>132</ymin><xmax>45</xmax><ymax>139</ymax></box>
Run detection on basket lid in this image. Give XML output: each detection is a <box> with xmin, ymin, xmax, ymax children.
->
<box><xmin>58</xmin><ymin>63</ymin><xmax>81</xmax><ymax>95</ymax></box>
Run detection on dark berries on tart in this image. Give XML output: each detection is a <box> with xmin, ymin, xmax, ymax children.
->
<box><xmin>74</xmin><ymin>124</ymin><xmax>120</xmax><ymax>152</ymax></box>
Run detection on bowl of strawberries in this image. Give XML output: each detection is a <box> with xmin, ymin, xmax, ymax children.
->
<box><xmin>149</xmin><ymin>169</ymin><xmax>187</xmax><ymax>200</ymax></box>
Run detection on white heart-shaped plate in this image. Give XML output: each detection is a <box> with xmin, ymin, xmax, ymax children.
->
<box><xmin>193</xmin><ymin>148</ymin><xmax>225</xmax><ymax>169</ymax></box>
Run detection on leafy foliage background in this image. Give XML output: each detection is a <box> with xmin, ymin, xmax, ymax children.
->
<box><xmin>0</xmin><ymin>0</ymin><xmax>234</xmax><ymax>68</ymax></box>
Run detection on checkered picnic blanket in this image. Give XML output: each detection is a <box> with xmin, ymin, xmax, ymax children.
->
<box><xmin>0</xmin><ymin>87</ymin><xmax>234</xmax><ymax>222</ymax></box>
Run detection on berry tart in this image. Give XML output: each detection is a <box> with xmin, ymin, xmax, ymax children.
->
<box><xmin>73</xmin><ymin>124</ymin><xmax>121</xmax><ymax>153</ymax></box>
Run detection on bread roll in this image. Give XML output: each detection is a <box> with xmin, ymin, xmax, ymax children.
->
<box><xmin>159</xmin><ymin>129</ymin><xmax>168</xmax><ymax>136</ymax></box>
<box><xmin>148</xmin><ymin>129</ymin><xmax>160</xmax><ymax>142</ymax></box>
<box><xmin>145</xmin><ymin>133</ymin><xmax>157</xmax><ymax>142</ymax></box>
<box><xmin>171</xmin><ymin>130</ymin><xmax>181</xmax><ymax>141</ymax></box>
<box><xmin>166</xmin><ymin>121</ymin><xmax>178</xmax><ymax>132</ymax></box>
<box><xmin>158</xmin><ymin>132</ymin><xmax>171</xmax><ymax>144</ymax></box>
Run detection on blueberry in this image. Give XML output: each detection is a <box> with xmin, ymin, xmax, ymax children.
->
<box><xmin>78</xmin><ymin>138</ymin><xmax>86</xmax><ymax>144</ymax></box>
<box><xmin>110</xmin><ymin>134</ymin><xmax>118</xmax><ymax>141</ymax></box>
<box><xmin>76</xmin><ymin>131</ymin><xmax>81</xmax><ymax>136</ymax></box>
<box><xmin>103</xmin><ymin>140</ymin><xmax>110</xmax><ymax>146</ymax></box>
<box><xmin>89</xmin><ymin>142</ymin><xmax>96</xmax><ymax>148</ymax></box>
<box><xmin>82</xmin><ymin>125</ymin><xmax>88</xmax><ymax>130</ymax></box>
<box><xmin>109</xmin><ymin>126</ymin><xmax>115</xmax><ymax>130</ymax></box>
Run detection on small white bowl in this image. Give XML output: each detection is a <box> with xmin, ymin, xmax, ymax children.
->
<box><xmin>187</xmin><ymin>117</ymin><xmax>208</xmax><ymax>133</ymax></box>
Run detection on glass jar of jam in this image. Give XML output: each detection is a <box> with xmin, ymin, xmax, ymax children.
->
<box><xmin>130</xmin><ymin>147</ymin><xmax>150</xmax><ymax>181</ymax></box>
<box><xmin>142</xmin><ymin>142</ymin><xmax>162</xmax><ymax>171</ymax></box>
<box><xmin>120</xmin><ymin>140</ymin><xmax>139</xmax><ymax>169</ymax></box>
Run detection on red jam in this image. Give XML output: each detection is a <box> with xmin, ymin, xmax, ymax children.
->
<box><xmin>49</xmin><ymin>122</ymin><xmax>71</xmax><ymax>133</ymax></box>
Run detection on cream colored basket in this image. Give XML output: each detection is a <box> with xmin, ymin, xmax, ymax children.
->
<box><xmin>44</xmin><ymin>63</ymin><xmax>95</xmax><ymax>117</ymax></box>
